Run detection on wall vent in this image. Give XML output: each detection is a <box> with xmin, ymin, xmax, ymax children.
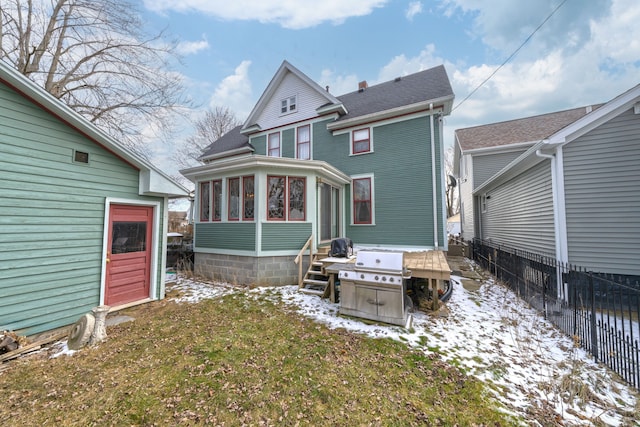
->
<box><xmin>74</xmin><ymin>150</ymin><xmax>89</xmax><ymax>164</ymax></box>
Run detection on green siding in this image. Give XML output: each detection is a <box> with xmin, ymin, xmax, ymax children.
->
<box><xmin>251</xmin><ymin>135</ymin><xmax>266</xmax><ymax>155</ymax></box>
<box><xmin>195</xmin><ymin>222</ymin><xmax>256</xmax><ymax>251</ymax></box>
<box><xmin>281</xmin><ymin>128</ymin><xmax>295</xmax><ymax>158</ymax></box>
<box><xmin>314</xmin><ymin>117</ymin><xmax>445</xmax><ymax>247</ymax></box>
<box><xmin>261</xmin><ymin>222</ymin><xmax>312</xmax><ymax>251</ymax></box>
<box><xmin>0</xmin><ymin>82</ymin><xmax>164</xmax><ymax>336</ymax></box>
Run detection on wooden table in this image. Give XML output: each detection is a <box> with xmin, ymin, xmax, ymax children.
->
<box><xmin>403</xmin><ymin>250</ymin><xmax>451</xmax><ymax>309</ymax></box>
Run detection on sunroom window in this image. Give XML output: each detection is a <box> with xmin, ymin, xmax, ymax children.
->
<box><xmin>268</xmin><ymin>175</ymin><xmax>306</xmax><ymax>221</ymax></box>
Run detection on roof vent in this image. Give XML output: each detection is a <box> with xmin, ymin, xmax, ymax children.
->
<box><xmin>585</xmin><ymin>105</ymin><xmax>592</xmax><ymax>114</ymax></box>
<box><xmin>358</xmin><ymin>80</ymin><xmax>368</xmax><ymax>92</ymax></box>
<box><xmin>394</xmin><ymin>76</ymin><xmax>402</xmax><ymax>82</ymax></box>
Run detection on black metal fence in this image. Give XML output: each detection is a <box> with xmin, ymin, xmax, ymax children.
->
<box><xmin>469</xmin><ymin>238</ymin><xmax>640</xmax><ymax>389</ymax></box>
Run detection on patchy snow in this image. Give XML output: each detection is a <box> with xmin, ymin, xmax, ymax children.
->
<box><xmin>49</xmin><ymin>341</ymin><xmax>76</xmax><ymax>358</ymax></box>
<box><xmin>170</xmin><ymin>270</ymin><xmax>639</xmax><ymax>426</ymax></box>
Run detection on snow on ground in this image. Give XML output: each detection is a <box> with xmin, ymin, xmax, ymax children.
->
<box><xmin>170</xmin><ymin>266</ymin><xmax>639</xmax><ymax>426</ymax></box>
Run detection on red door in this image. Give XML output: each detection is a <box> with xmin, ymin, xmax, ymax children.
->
<box><xmin>105</xmin><ymin>204</ymin><xmax>154</xmax><ymax>306</ymax></box>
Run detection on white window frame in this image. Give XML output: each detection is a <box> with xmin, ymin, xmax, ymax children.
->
<box><xmin>350</xmin><ymin>127</ymin><xmax>373</xmax><ymax>155</ymax></box>
<box><xmin>280</xmin><ymin>95</ymin><xmax>297</xmax><ymax>115</ymax></box>
<box><xmin>296</xmin><ymin>124</ymin><xmax>311</xmax><ymax>160</ymax></box>
<box><xmin>268</xmin><ymin>132</ymin><xmax>281</xmax><ymax>157</ymax></box>
<box><xmin>350</xmin><ymin>173</ymin><xmax>375</xmax><ymax>226</ymax></box>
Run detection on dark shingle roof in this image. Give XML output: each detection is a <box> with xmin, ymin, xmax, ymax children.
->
<box><xmin>455</xmin><ymin>105</ymin><xmax>603</xmax><ymax>152</ymax></box>
<box><xmin>336</xmin><ymin>65</ymin><xmax>453</xmax><ymax>121</ymax></box>
<box><xmin>199</xmin><ymin>125</ymin><xmax>253</xmax><ymax>159</ymax></box>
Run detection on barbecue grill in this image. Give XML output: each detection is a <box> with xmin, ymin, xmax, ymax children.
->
<box><xmin>338</xmin><ymin>250</ymin><xmax>411</xmax><ymax>326</ymax></box>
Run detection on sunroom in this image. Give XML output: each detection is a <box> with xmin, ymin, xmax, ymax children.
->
<box><xmin>181</xmin><ymin>155</ymin><xmax>351</xmax><ymax>286</ymax></box>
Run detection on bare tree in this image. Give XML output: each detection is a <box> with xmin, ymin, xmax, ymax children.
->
<box><xmin>444</xmin><ymin>146</ymin><xmax>459</xmax><ymax>218</ymax></box>
<box><xmin>0</xmin><ymin>0</ymin><xmax>190</xmax><ymax>158</ymax></box>
<box><xmin>173</xmin><ymin>106</ymin><xmax>241</xmax><ymax>170</ymax></box>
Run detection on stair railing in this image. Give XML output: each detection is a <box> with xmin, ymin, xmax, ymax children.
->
<box><xmin>294</xmin><ymin>234</ymin><xmax>314</xmax><ymax>288</ymax></box>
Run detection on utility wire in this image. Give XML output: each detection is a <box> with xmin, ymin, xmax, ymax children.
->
<box><xmin>452</xmin><ymin>0</ymin><xmax>569</xmax><ymax>112</ymax></box>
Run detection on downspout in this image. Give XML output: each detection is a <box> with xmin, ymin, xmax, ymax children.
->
<box><xmin>535</xmin><ymin>148</ymin><xmax>566</xmax><ymax>300</ymax></box>
<box><xmin>430</xmin><ymin>105</ymin><xmax>439</xmax><ymax>249</ymax></box>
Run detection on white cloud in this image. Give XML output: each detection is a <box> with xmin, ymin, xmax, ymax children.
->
<box><xmin>381</xmin><ymin>0</ymin><xmax>640</xmax><ymax>149</ymax></box>
<box><xmin>319</xmin><ymin>68</ymin><xmax>360</xmax><ymax>96</ymax></box>
<box><xmin>405</xmin><ymin>1</ymin><xmax>423</xmax><ymax>21</ymax></box>
<box><xmin>143</xmin><ymin>0</ymin><xmax>387</xmax><ymax>29</ymax></box>
<box><xmin>209</xmin><ymin>60</ymin><xmax>253</xmax><ymax>120</ymax></box>
<box><xmin>176</xmin><ymin>36</ymin><xmax>209</xmax><ymax>55</ymax></box>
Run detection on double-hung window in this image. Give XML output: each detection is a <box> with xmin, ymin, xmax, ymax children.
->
<box><xmin>268</xmin><ymin>132</ymin><xmax>280</xmax><ymax>157</ymax></box>
<box><xmin>267</xmin><ymin>175</ymin><xmax>306</xmax><ymax>221</ymax></box>
<box><xmin>296</xmin><ymin>125</ymin><xmax>310</xmax><ymax>160</ymax></box>
<box><xmin>352</xmin><ymin>176</ymin><xmax>373</xmax><ymax>225</ymax></box>
<box><xmin>352</xmin><ymin>128</ymin><xmax>371</xmax><ymax>154</ymax></box>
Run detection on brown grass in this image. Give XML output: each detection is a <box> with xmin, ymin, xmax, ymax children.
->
<box><xmin>1</xmin><ymin>290</ymin><xmax>516</xmax><ymax>426</ymax></box>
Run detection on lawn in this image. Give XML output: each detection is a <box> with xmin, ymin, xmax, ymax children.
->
<box><xmin>0</xmin><ymin>289</ymin><xmax>516</xmax><ymax>426</ymax></box>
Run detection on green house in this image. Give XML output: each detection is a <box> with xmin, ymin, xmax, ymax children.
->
<box><xmin>0</xmin><ymin>60</ymin><xmax>188</xmax><ymax>336</ymax></box>
<box><xmin>181</xmin><ymin>61</ymin><xmax>454</xmax><ymax>286</ymax></box>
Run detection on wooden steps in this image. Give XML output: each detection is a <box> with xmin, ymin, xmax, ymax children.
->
<box><xmin>298</xmin><ymin>247</ymin><xmax>330</xmax><ymax>298</ymax></box>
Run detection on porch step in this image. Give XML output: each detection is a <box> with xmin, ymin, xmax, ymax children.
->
<box><xmin>303</xmin><ymin>278</ymin><xmax>329</xmax><ymax>287</ymax></box>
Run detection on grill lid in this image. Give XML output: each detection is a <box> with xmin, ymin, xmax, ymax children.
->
<box><xmin>354</xmin><ymin>250</ymin><xmax>404</xmax><ymax>273</ymax></box>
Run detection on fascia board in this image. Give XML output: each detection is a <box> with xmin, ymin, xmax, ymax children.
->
<box><xmin>180</xmin><ymin>155</ymin><xmax>351</xmax><ymax>184</ymax></box>
<box><xmin>548</xmin><ymin>84</ymin><xmax>640</xmax><ymax>147</ymax></box>
<box><xmin>327</xmin><ymin>95</ymin><xmax>453</xmax><ymax>131</ymax></box>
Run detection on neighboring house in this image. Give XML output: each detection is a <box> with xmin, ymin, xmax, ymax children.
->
<box><xmin>0</xmin><ymin>60</ymin><xmax>189</xmax><ymax>336</ymax></box>
<box><xmin>447</xmin><ymin>213</ymin><xmax>460</xmax><ymax>237</ymax></box>
<box><xmin>454</xmin><ymin>105</ymin><xmax>599</xmax><ymax>242</ymax></box>
<box><xmin>181</xmin><ymin>60</ymin><xmax>454</xmax><ymax>286</ymax></box>
<box><xmin>454</xmin><ymin>83</ymin><xmax>640</xmax><ymax>278</ymax></box>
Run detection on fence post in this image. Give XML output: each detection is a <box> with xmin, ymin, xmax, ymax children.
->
<box><xmin>589</xmin><ymin>272</ymin><xmax>598</xmax><ymax>361</ymax></box>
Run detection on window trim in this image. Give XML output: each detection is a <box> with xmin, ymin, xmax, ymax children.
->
<box><xmin>351</xmin><ymin>174</ymin><xmax>374</xmax><ymax>225</ymax></box>
<box><xmin>268</xmin><ymin>132</ymin><xmax>281</xmax><ymax>157</ymax></box>
<box><xmin>481</xmin><ymin>194</ymin><xmax>487</xmax><ymax>213</ymax></box>
<box><xmin>242</xmin><ymin>175</ymin><xmax>255</xmax><ymax>221</ymax></box>
<box><xmin>296</xmin><ymin>124</ymin><xmax>311</xmax><ymax>160</ymax></box>
<box><xmin>199</xmin><ymin>181</ymin><xmax>211</xmax><ymax>222</ymax></box>
<box><xmin>267</xmin><ymin>175</ymin><xmax>286</xmax><ymax>221</ymax></box>
<box><xmin>351</xmin><ymin>127</ymin><xmax>371</xmax><ymax>155</ymax></box>
<box><xmin>288</xmin><ymin>176</ymin><xmax>306</xmax><ymax>222</ymax></box>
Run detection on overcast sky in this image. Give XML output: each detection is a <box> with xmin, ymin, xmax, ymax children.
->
<box><xmin>137</xmin><ymin>0</ymin><xmax>640</xmax><ymax>177</ymax></box>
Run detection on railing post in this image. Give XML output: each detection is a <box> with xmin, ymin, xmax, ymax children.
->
<box><xmin>589</xmin><ymin>272</ymin><xmax>598</xmax><ymax>361</ymax></box>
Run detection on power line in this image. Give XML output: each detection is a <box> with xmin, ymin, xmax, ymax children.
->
<box><xmin>452</xmin><ymin>0</ymin><xmax>569</xmax><ymax>112</ymax></box>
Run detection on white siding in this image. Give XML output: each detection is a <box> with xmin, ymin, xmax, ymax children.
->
<box><xmin>255</xmin><ymin>72</ymin><xmax>328</xmax><ymax>130</ymax></box>
<box><xmin>459</xmin><ymin>153</ymin><xmax>475</xmax><ymax>239</ymax></box>
<box><xmin>481</xmin><ymin>161</ymin><xmax>555</xmax><ymax>256</ymax></box>
<box><xmin>563</xmin><ymin>108</ymin><xmax>640</xmax><ymax>275</ymax></box>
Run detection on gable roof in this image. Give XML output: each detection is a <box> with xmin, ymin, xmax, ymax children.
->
<box><xmin>199</xmin><ymin>125</ymin><xmax>253</xmax><ymax>161</ymax></box>
<box><xmin>455</xmin><ymin>105</ymin><xmax>602</xmax><ymax>152</ymax></box>
<box><xmin>331</xmin><ymin>65</ymin><xmax>454</xmax><ymax>130</ymax></box>
<box><xmin>0</xmin><ymin>59</ymin><xmax>188</xmax><ymax>198</ymax></box>
<box><xmin>242</xmin><ymin>60</ymin><xmax>346</xmax><ymax>133</ymax></box>
<box><xmin>473</xmin><ymin>83</ymin><xmax>640</xmax><ymax>195</ymax></box>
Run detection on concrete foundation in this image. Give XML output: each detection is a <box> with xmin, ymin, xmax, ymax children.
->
<box><xmin>194</xmin><ymin>253</ymin><xmax>301</xmax><ymax>286</ymax></box>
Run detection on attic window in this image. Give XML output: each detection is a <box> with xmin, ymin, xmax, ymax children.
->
<box><xmin>74</xmin><ymin>150</ymin><xmax>89</xmax><ymax>164</ymax></box>
<box><xmin>280</xmin><ymin>95</ymin><xmax>297</xmax><ymax>114</ymax></box>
